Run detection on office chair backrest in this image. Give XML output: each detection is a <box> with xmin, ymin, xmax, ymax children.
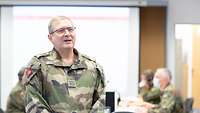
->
<box><xmin>174</xmin><ymin>96</ymin><xmax>184</xmax><ymax>113</ymax></box>
<box><xmin>184</xmin><ymin>98</ymin><xmax>194</xmax><ymax>113</ymax></box>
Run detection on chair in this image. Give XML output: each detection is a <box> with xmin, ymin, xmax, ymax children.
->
<box><xmin>174</xmin><ymin>95</ymin><xmax>184</xmax><ymax>113</ymax></box>
<box><xmin>184</xmin><ymin>98</ymin><xmax>194</xmax><ymax>113</ymax></box>
<box><xmin>0</xmin><ymin>108</ymin><xmax>4</xmax><ymax>113</ymax></box>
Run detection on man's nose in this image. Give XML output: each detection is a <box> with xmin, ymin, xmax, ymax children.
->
<box><xmin>64</xmin><ymin>29</ymin><xmax>70</xmax><ymax>35</ymax></box>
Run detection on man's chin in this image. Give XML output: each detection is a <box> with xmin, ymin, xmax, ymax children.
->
<box><xmin>63</xmin><ymin>45</ymin><xmax>74</xmax><ymax>49</ymax></box>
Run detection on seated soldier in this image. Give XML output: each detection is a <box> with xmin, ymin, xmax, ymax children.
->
<box><xmin>139</xmin><ymin>69</ymin><xmax>160</xmax><ymax>104</ymax></box>
<box><xmin>6</xmin><ymin>67</ymin><xmax>25</xmax><ymax>113</ymax></box>
<box><xmin>148</xmin><ymin>68</ymin><xmax>183</xmax><ymax>113</ymax></box>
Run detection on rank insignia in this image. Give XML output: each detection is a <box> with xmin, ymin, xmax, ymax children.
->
<box><xmin>68</xmin><ymin>79</ymin><xmax>77</xmax><ymax>88</ymax></box>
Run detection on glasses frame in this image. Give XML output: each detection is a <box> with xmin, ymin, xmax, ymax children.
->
<box><xmin>50</xmin><ymin>26</ymin><xmax>76</xmax><ymax>35</ymax></box>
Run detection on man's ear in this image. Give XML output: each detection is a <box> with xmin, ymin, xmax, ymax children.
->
<box><xmin>48</xmin><ymin>34</ymin><xmax>52</xmax><ymax>41</ymax></box>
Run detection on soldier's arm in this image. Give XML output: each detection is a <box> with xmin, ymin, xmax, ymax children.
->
<box><xmin>139</xmin><ymin>87</ymin><xmax>149</xmax><ymax>97</ymax></box>
<box><xmin>143</xmin><ymin>87</ymin><xmax>160</xmax><ymax>103</ymax></box>
<box><xmin>6</xmin><ymin>82</ymin><xmax>25</xmax><ymax>113</ymax></box>
<box><xmin>90</xmin><ymin>63</ymin><xmax>106</xmax><ymax>112</ymax></box>
<box><xmin>148</xmin><ymin>91</ymin><xmax>175</xmax><ymax>113</ymax></box>
<box><xmin>24</xmin><ymin>57</ymin><xmax>53</xmax><ymax>113</ymax></box>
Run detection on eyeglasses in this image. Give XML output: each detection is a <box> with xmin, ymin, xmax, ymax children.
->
<box><xmin>50</xmin><ymin>27</ymin><xmax>76</xmax><ymax>35</ymax></box>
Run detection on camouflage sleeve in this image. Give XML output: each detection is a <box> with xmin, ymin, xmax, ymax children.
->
<box><xmin>139</xmin><ymin>87</ymin><xmax>149</xmax><ymax>97</ymax></box>
<box><xmin>6</xmin><ymin>82</ymin><xmax>25</xmax><ymax>113</ymax></box>
<box><xmin>148</xmin><ymin>91</ymin><xmax>175</xmax><ymax>113</ymax></box>
<box><xmin>90</xmin><ymin>63</ymin><xmax>106</xmax><ymax>113</ymax></box>
<box><xmin>24</xmin><ymin>57</ymin><xmax>53</xmax><ymax>113</ymax></box>
<box><xmin>143</xmin><ymin>87</ymin><xmax>161</xmax><ymax>104</ymax></box>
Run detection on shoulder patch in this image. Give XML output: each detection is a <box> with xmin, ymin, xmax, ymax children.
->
<box><xmin>22</xmin><ymin>57</ymin><xmax>41</xmax><ymax>85</ymax></box>
<box><xmin>25</xmin><ymin>67</ymin><xmax>33</xmax><ymax>77</ymax></box>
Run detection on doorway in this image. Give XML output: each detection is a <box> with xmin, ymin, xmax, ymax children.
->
<box><xmin>175</xmin><ymin>24</ymin><xmax>200</xmax><ymax>108</ymax></box>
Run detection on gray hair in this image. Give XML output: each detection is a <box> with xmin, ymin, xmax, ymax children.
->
<box><xmin>155</xmin><ymin>68</ymin><xmax>172</xmax><ymax>80</ymax></box>
<box><xmin>48</xmin><ymin>16</ymin><xmax>73</xmax><ymax>33</ymax></box>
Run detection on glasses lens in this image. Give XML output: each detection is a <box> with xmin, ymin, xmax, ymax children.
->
<box><xmin>51</xmin><ymin>27</ymin><xmax>76</xmax><ymax>34</ymax></box>
<box><xmin>67</xmin><ymin>27</ymin><xmax>76</xmax><ymax>32</ymax></box>
<box><xmin>56</xmin><ymin>28</ymin><xmax>66</xmax><ymax>34</ymax></box>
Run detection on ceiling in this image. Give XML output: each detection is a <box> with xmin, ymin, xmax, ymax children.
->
<box><xmin>0</xmin><ymin>0</ymin><xmax>168</xmax><ymax>6</ymax></box>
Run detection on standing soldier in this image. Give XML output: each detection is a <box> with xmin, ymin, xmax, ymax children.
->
<box><xmin>6</xmin><ymin>67</ymin><xmax>26</xmax><ymax>113</ymax></box>
<box><xmin>23</xmin><ymin>16</ymin><xmax>105</xmax><ymax>113</ymax></box>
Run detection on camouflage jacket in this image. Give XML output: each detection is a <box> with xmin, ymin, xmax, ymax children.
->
<box><xmin>6</xmin><ymin>81</ymin><xmax>25</xmax><ymax>113</ymax></box>
<box><xmin>23</xmin><ymin>49</ymin><xmax>105</xmax><ymax>113</ymax></box>
<box><xmin>140</xmin><ymin>87</ymin><xmax>161</xmax><ymax>104</ymax></box>
<box><xmin>148</xmin><ymin>84</ymin><xmax>177</xmax><ymax>113</ymax></box>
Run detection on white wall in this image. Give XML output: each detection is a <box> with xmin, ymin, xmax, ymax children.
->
<box><xmin>127</xmin><ymin>8</ymin><xmax>140</xmax><ymax>97</ymax></box>
<box><xmin>0</xmin><ymin>6</ymin><xmax>15</xmax><ymax>109</ymax></box>
<box><xmin>0</xmin><ymin>7</ymin><xmax>1</xmax><ymax>107</ymax></box>
<box><xmin>167</xmin><ymin>0</ymin><xmax>200</xmax><ymax>93</ymax></box>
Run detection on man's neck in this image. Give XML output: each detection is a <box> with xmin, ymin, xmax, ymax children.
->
<box><xmin>160</xmin><ymin>82</ymin><xmax>170</xmax><ymax>91</ymax></box>
<box><xmin>58</xmin><ymin>48</ymin><xmax>75</xmax><ymax>65</ymax></box>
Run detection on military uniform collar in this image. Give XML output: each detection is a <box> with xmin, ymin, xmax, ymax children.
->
<box><xmin>162</xmin><ymin>83</ymin><xmax>175</xmax><ymax>93</ymax></box>
<box><xmin>45</xmin><ymin>48</ymin><xmax>87</xmax><ymax>69</ymax></box>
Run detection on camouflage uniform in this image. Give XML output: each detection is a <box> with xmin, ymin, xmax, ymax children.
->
<box><xmin>6</xmin><ymin>67</ymin><xmax>26</xmax><ymax>113</ymax></box>
<box><xmin>148</xmin><ymin>84</ymin><xmax>183</xmax><ymax>113</ymax></box>
<box><xmin>139</xmin><ymin>86</ymin><xmax>148</xmax><ymax>96</ymax></box>
<box><xmin>6</xmin><ymin>82</ymin><xmax>25</xmax><ymax>113</ymax></box>
<box><xmin>140</xmin><ymin>87</ymin><xmax>161</xmax><ymax>104</ymax></box>
<box><xmin>23</xmin><ymin>49</ymin><xmax>105</xmax><ymax>113</ymax></box>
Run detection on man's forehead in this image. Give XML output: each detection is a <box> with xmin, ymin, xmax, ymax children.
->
<box><xmin>53</xmin><ymin>20</ymin><xmax>73</xmax><ymax>29</ymax></box>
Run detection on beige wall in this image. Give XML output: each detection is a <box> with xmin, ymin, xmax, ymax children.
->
<box><xmin>140</xmin><ymin>7</ymin><xmax>166</xmax><ymax>74</ymax></box>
